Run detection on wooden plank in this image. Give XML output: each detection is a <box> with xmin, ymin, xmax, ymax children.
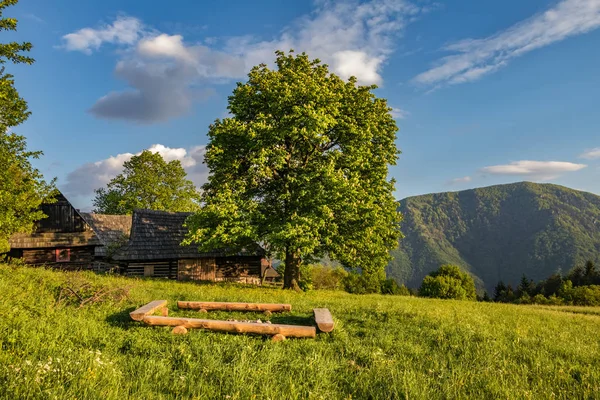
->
<box><xmin>130</xmin><ymin>300</ymin><xmax>168</xmax><ymax>321</ymax></box>
<box><xmin>142</xmin><ymin>315</ymin><xmax>316</xmax><ymax>338</ymax></box>
<box><xmin>313</xmin><ymin>308</ymin><xmax>334</xmax><ymax>333</ymax></box>
<box><xmin>177</xmin><ymin>301</ymin><xmax>292</xmax><ymax>312</ymax></box>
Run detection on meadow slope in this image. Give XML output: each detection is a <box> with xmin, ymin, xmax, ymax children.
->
<box><xmin>1</xmin><ymin>263</ymin><xmax>599</xmax><ymax>399</ymax></box>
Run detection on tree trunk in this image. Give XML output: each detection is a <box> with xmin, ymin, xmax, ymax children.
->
<box><xmin>283</xmin><ymin>249</ymin><xmax>301</xmax><ymax>291</ymax></box>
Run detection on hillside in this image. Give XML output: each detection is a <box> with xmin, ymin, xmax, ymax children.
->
<box><xmin>387</xmin><ymin>182</ymin><xmax>600</xmax><ymax>293</ymax></box>
<box><xmin>1</xmin><ymin>263</ymin><xmax>599</xmax><ymax>398</ymax></box>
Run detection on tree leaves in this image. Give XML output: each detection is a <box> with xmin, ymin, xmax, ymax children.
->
<box><xmin>186</xmin><ymin>51</ymin><xmax>402</xmax><ymax>285</ymax></box>
<box><xmin>92</xmin><ymin>150</ymin><xmax>200</xmax><ymax>214</ymax></box>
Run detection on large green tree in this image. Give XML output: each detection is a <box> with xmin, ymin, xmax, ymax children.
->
<box><xmin>93</xmin><ymin>150</ymin><xmax>200</xmax><ymax>214</ymax></box>
<box><xmin>0</xmin><ymin>0</ymin><xmax>56</xmax><ymax>253</ymax></box>
<box><xmin>185</xmin><ymin>51</ymin><xmax>402</xmax><ymax>289</ymax></box>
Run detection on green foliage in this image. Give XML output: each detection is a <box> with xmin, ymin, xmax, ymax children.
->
<box><xmin>185</xmin><ymin>51</ymin><xmax>401</xmax><ymax>289</ymax></box>
<box><xmin>0</xmin><ymin>0</ymin><xmax>56</xmax><ymax>252</ymax></box>
<box><xmin>571</xmin><ymin>286</ymin><xmax>600</xmax><ymax>306</ymax></box>
<box><xmin>92</xmin><ymin>150</ymin><xmax>200</xmax><ymax>214</ymax></box>
<box><xmin>2</xmin><ymin>262</ymin><xmax>600</xmax><ymax>399</ymax></box>
<box><xmin>380</xmin><ymin>278</ymin><xmax>411</xmax><ymax>295</ymax></box>
<box><xmin>305</xmin><ymin>264</ymin><xmax>348</xmax><ymax>290</ymax></box>
<box><xmin>342</xmin><ymin>272</ymin><xmax>383</xmax><ymax>294</ymax></box>
<box><xmin>419</xmin><ymin>264</ymin><xmax>477</xmax><ymax>301</ymax></box>
<box><xmin>388</xmin><ymin>182</ymin><xmax>600</xmax><ymax>293</ymax></box>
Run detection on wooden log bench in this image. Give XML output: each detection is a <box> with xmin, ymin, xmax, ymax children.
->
<box><xmin>142</xmin><ymin>315</ymin><xmax>316</xmax><ymax>339</ymax></box>
<box><xmin>130</xmin><ymin>300</ymin><xmax>168</xmax><ymax>321</ymax></box>
<box><xmin>177</xmin><ymin>301</ymin><xmax>292</xmax><ymax>313</ymax></box>
<box><xmin>313</xmin><ymin>308</ymin><xmax>334</xmax><ymax>333</ymax></box>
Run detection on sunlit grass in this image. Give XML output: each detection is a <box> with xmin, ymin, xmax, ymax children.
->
<box><xmin>1</xmin><ymin>263</ymin><xmax>599</xmax><ymax>399</ymax></box>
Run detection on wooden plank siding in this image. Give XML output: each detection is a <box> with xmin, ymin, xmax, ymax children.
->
<box><xmin>20</xmin><ymin>246</ymin><xmax>95</xmax><ymax>270</ymax></box>
<box><xmin>126</xmin><ymin>261</ymin><xmax>177</xmax><ymax>279</ymax></box>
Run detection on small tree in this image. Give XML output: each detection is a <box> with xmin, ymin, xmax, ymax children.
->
<box><xmin>418</xmin><ymin>264</ymin><xmax>477</xmax><ymax>301</ymax></box>
<box><xmin>93</xmin><ymin>150</ymin><xmax>200</xmax><ymax>214</ymax></box>
<box><xmin>0</xmin><ymin>0</ymin><xmax>56</xmax><ymax>252</ymax></box>
<box><xmin>185</xmin><ymin>51</ymin><xmax>402</xmax><ymax>289</ymax></box>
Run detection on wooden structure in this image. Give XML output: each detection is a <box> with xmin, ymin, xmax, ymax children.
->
<box><xmin>114</xmin><ymin>209</ymin><xmax>274</xmax><ymax>283</ymax></box>
<box><xmin>6</xmin><ymin>192</ymin><xmax>101</xmax><ymax>269</ymax></box>
<box><xmin>130</xmin><ymin>300</ymin><xmax>168</xmax><ymax>321</ymax></box>
<box><xmin>142</xmin><ymin>315</ymin><xmax>316</xmax><ymax>338</ymax></box>
<box><xmin>177</xmin><ymin>301</ymin><xmax>291</xmax><ymax>312</ymax></box>
<box><xmin>80</xmin><ymin>212</ymin><xmax>132</xmax><ymax>271</ymax></box>
<box><xmin>313</xmin><ymin>308</ymin><xmax>335</xmax><ymax>332</ymax></box>
<box><xmin>129</xmin><ymin>300</ymin><xmax>320</xmax><ymax>339</ymax></box>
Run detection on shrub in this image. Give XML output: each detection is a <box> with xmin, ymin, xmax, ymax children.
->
<box><xmin>571</xmin><ymin>285</ymin><xmax>600</xmax><ymax>306</ymax></box>
<box><xmin>307</xmin><ymin>264</ymin><xmax>348</xmax><ymax>290</ymax></box>
<box><xmin>418</xmin><ymin>264</ymin><xmax>477</xmax><ymax>301</ymax></box>
<box><xmin>343</xmin><ymin>273</ymin><xmax>382</xmax><ymax>294</ymax></box>
<box><xmin>380</xmin><ymin>279</ymin><xmax>411</xmax><ymax>295</ymax></box>
<box><xmin>531</xmin><ymin>294</ymin><xmax>549</xmax><ymax>305</ymax></box>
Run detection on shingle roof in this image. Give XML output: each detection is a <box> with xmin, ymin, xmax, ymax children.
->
<box><xmin>9</xmin><ymin>231</ymin><xmax>101</xmax><ymax>249</ymax></box>
<box><xmin>80</xmin><ymin>213</ymin><xmax>132</xmax><ymax>257</ymax></box>
<box><xmin>113</xmin><ymin>209</ymin><xmax>264</xmax><ymax>261</ymax></box>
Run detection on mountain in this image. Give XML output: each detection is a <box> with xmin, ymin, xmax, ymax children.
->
<box><xmin>387</xmin><ymin>182</ymin><xmax>600</xmax><ymax>293</ymax></box>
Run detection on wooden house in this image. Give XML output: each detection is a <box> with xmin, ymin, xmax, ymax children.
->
<box><xmin>80</xmin><ymin>213</ymin><xmax>132</xmax><ymax>271</ymax></box>
<box><xmin>113</xmin><ymin>209</ymin><xmax>272</xmax><ymax>284</ymax></box>
<box><xmin>6</xmin><ymin>192</ymin><xmax>101</xmax><ymax>269</ymax></box>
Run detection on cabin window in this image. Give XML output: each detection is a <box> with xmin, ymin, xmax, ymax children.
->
<box><xmin>56</xmin><ymin>248</ymin><xmax>71</xmax><ymax>262</ymax></box>
<box><xmin>144</xmin><ymin>265</ymin><xmax>154</xmax><ymax>277</ymax></box>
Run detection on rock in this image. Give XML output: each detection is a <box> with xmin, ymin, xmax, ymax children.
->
<box><xmin>172</xmin><ymin>326</ymin><xmax>188</xmax><ymax>335</ymax></box>
<box><xmin>271</xmin><ymin>334</ymin><xmax>286</xmax><ymax>342</ymax></box>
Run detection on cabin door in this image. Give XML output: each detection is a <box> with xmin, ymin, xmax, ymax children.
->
<box><xmin>178</xmin><ymin>258</ymin><xmax>216</xmax><ymax>281</ymax></box>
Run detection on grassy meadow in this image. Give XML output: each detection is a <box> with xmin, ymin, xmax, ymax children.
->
<box><xmin>1</xmin><ymin>263</ymin><xmax>599</xmax><ymax>399</ymax></box>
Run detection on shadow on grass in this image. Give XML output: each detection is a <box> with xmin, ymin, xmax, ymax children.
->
<box><xmin>105</xmin><ymin>307</ymin><xmax>137</xmax><ymax>329</ymax></box>
<box><xmin>270</xmin><ymin>314</ymin><xmax>315</xmax><ymax>326</ymax></box>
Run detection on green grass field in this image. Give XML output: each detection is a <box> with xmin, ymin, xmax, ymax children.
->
<box><xmin>1</xmin><ymin>263</ymin><xmax>599</xmax><ymax>399</ymax></box>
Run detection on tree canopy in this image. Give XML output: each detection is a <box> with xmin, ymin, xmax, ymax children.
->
<box><xmin>419</xmin><ymin>264</ymin><xmax>477</xmax><ymax>301</ymax></box>
<box><xmin>93</xmin><ymin>150</ymin><xmax>200</xmax><ymax>214</ymax></box>
<box><xmin>185</xmin><ymin>51</ymin><xmax>402</xmax><ymax>289</ymax></box>
<box><xmin>0</xmin><ymin>0</ymin><xmax>56</xmax><ymax>253</ymax></box>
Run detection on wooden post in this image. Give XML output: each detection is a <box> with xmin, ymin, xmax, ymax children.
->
<box><xmin>313</xmin><ymin>308</ymin><xmax>334</xmax><ymax>333</ymax></box>
<box><xmin>142</xmin><ymin>315</ymin><xmax>316</xmax><ymax>338</ymax></box>
<box><xmin>177</xmin><ymin>301</ymin><xmax>291</xmax><ymax>313</ymax></box>
<box><xmin>130</xmin><ymin>300</ymin><xmax>168</xmax><ymax>321</ymax></box>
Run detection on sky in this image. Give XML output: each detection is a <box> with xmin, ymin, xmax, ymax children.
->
<box><xmin>7</xmin><ymin>0</ymin><xmax>600</xmax><ymax>209</ymax></box>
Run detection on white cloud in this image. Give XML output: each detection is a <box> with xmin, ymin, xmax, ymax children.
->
<box><xmin>62</xmin><ymin>16</ymin><xmax>143</xmax><ymax>54</ymax></box>
<box><xmin>414</xmin><ymin>0</ymin><xmax>600</xmax><ymax>87</ymax></box>
<box><xmin>448</xmin><ymin>176</ymin><xmax>472</xmax><ymax>185</ymax></box>
<box><xmin>580</xmin><ymin>147</ymin><xmax>600</xmax><ymax>159</ymax></box>
<box><xmin>390</xmin><ymin>107</ymin><xmax>409</xmax><ymax>119</ymax></box>
<box><xmin>63</xmin><ymin>0</ymin><xmax>432</xmax><ymax>123</ymax></box>
<box><xmin>62</xmin><ymin>144</ymin><xmax>208</xmax><ymax>198</ymax></box>
<box><xmin>479</xmin><ymin>160</ymin><xmax>586</xmax><ymax>180</ymax></box>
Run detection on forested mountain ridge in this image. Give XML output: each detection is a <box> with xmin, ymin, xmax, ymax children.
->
<box><xmin>387</xmin><ymin>182</ymin><xmax>600</xmax><ymax>293</ymax></box>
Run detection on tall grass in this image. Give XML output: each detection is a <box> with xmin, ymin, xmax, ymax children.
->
<box><xmin>0</xmin><ymin>262</ymin><xmax>599</xmax><ymax>399</ymax></box>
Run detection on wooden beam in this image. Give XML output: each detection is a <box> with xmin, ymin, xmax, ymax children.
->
<box><xmin>177</xmin><ymin>301</ymin><xmax>292</xmax><ymax>312</ymax></box>
<box><xmin>130</xmin><ymin>300</ymin><xmax>168</xmax><ymax>321</ymax></box>
<box><xmin>313</xmin><ymin>308</ymin><xmax>334</xmax><ymax>333</ymax></box>
<box><xmin>142</xmin><ymin>315</ymin><xmax>316</xmax><ymax>338</ymax></box>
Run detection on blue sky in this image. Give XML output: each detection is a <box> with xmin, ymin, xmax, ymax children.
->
<box><xmin>8</xmin><ymin>0</ymin><xmax>600</xmax><ymax>209</ymax></box>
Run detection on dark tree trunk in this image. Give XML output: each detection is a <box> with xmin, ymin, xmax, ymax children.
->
<box><xmin>283</xmin><ymin>249</ymin><xmax>301</xmax><ymax>290</ymax></box>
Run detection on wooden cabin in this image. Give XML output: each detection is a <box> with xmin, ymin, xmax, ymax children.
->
<box><xmin>80</xmin><ymin>213</ymin><xmax>132</xmax><ymax>272</ymax></box>
<box><xmin>6</xmin><ymin>192</ymin><xmax>101</xmax><ymax>269</ymax></box>
<box><xmin>113</xmin><ymin>209</ymin><xmax>273</xmax><ymax>284</ymax></box>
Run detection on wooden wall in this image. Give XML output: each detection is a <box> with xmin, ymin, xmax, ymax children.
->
<box><xmin>20</xmin><ymin>246</ymin><xmax>95</xmax><ymax>270</ymax></box>
<box><xmin>36</xmin><ymin>193</ymin><xmax>87</xmax><ymax>233</ymax></box>
<box><xmin>124</xmin><ymin>256</ymin><xmax>263</xmax><ymax>284</ymax></box>
<box><xmin>126</xmin><ymin>261</ymin><xmax>177</xmax><ymax>279</ymax></box>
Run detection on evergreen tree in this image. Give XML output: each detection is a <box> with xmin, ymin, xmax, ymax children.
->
<box><xmin>494</xmin><ymin>281</ymin><xmax>507</xmax><ymax>302</ymax></box>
